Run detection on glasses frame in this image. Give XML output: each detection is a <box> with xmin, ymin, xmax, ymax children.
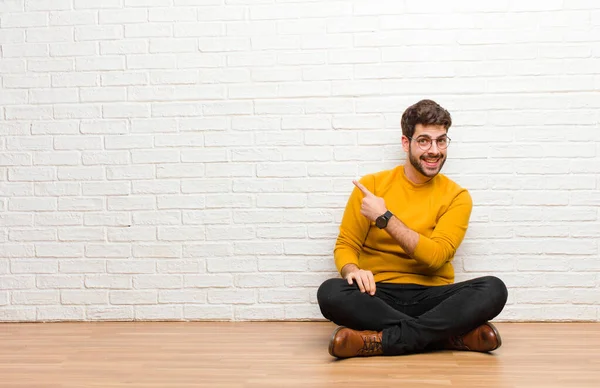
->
<box><xmin>407</xmin><ymin>135</ymin><xmax>451</xmax><ymax>151</ymax></box>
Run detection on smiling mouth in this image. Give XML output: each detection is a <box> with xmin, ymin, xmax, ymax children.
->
<box><xmin>421</xmin><ymin>157</ymin><xmax>441</xmax><ymax>168</ymax></box>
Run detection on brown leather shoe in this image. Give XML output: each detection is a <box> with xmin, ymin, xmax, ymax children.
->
<box><xmin>445</xmin><ymin>322</ymin><xmax>502</xmax><ymax>352</ymax></box>
<box><xmin>328</xmin><ymin>327</ymin><xmax>384</xmax><ymax>358</ymax></box>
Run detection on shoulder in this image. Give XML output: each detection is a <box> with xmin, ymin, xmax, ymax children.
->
<box><xmin>435</xmin><ymin>173</ymin><xmax>472</xmax><ymax>206</ymax></box>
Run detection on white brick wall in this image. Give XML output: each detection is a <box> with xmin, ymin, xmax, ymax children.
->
<box><xmin>1</xmin><ymin>0</ymin><xmax>599</xmax><ymax>322</ymax></box>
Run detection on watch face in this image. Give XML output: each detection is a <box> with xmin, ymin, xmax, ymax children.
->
<box><xmin>375</xmin><ymin>216</ymin><xmax>386</xmax><ymax>228</ymax></box>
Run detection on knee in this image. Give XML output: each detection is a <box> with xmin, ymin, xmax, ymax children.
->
<box><xmin>317</xmin><ymin>278</ymin><xmax>346</xmax><ymax>309</ymax></box>
<box><xmin>481</xmin><ymin>276</ymin><xmax>508</xmax><ymax>307</ymax></box>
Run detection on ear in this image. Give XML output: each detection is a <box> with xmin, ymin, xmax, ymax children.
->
<box><xmin>401</xmin><ymin>135</ymin><xmax>410</xmax><ymax>153</ymax></box>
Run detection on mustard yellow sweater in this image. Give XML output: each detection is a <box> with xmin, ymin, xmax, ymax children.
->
<box><xmin>334</xmin><ymin>165</ymin><xmax>472</xmax><ymax>286</ymax></box>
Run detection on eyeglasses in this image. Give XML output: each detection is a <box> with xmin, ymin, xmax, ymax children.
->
<box><xmin>408</xmin><ymin>136</ymin><xmax>451</xmax><ymax>151</ymax></box>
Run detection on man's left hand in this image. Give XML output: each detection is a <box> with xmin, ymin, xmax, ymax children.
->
<box><xmin>353</xmin><ymin>180</ymin><xmax>388</xmax><ymax>222</ymax></box>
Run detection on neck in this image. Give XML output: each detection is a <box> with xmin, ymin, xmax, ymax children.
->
<box><xmin>403</xmin><ymin>161</ymin><xmax>434</xmax><ymax>185</ymax></box>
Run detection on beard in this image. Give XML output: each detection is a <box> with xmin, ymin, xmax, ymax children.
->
<box><xmin>408</xmin><ymin>146</ymin><xmax>446</xmax><ymax>178</ymax></box>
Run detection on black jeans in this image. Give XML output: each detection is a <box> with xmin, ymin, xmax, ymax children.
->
<box><xmin>317</xmin><ymin>276</ymin><xmax>508</xmax><ymax>356</ymax></box>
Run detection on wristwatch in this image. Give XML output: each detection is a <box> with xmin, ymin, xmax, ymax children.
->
<box><xmin>375</xmin><ymin>210</ymin><xmax>393</xmax><ymax>229</ymax></box>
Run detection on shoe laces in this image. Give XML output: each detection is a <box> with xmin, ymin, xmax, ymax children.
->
<box><xmin>358</xmin><ymin>334</ymin><xmax>382</xmax><ymax>355</ymax></box>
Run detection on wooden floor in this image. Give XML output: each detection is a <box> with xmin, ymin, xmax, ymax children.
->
<box><xmin>1</xmin><ymin>322</ymin><xmax>599</xmax><ymax>387</ymax></box>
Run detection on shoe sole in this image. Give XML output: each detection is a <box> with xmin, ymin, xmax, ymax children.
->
<box><xmin>486</xmin><ymin>322</ymin><xmax>502</xmax><ymax>351</ymax></box>
<box><xmin>328</xmin><ymin>326</ymin><xmax>345</xmax><ymax>357</ymax></box>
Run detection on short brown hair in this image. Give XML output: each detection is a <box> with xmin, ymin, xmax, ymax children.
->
<box><xmin>400</xmin><ymin>99</ymin><xmax>452</xmax><ymax>138</ymax></box>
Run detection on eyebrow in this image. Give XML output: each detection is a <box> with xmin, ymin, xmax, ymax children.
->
<box><xmin>415</xmin><ymin>135</ymin><xmax>448</xmax><ymax>140</ymax></box>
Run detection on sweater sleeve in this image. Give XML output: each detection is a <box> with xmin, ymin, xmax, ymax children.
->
<box><xmin>411</xmin><ymin>189</ymin><xmax>473</xmax><ymax>271</ymax></box>
<box><xmin>333</xmin><ymin>176</ymin><xmax>374</xmax><ymax>274</ymax></box>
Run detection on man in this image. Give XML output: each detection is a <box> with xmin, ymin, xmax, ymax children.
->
<box><xmin>317</xmin><ymin>99</ymin><xmax>508</xmax><ymax>358</ymax></box>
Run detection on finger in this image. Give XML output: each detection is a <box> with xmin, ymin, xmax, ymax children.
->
<box><xmin>354</xmin><ymin>275</ymin><xmax>366</xmax><ymax>293</ymax></box>
<box><xmin>368</xmin><ymin>272</ymin><xmax>376</xmax><ymax>296</ymax></box>
<box><xmin>352</xmin><ymin>180</ymin><xmax>373</xmax><ymax>197</ymax></box>
<box><xmin>346</xmin><ymin>273</ymin><xmax>354</xmax><ymax>285</ymax></box>
<box><xmin>360</xmin><ymin>272</ymin><xmax>371</xmax><ymax>294</ymax></box>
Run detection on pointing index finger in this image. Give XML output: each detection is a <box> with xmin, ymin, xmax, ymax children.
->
<box><xmin>352</xmin><ymin>180</ymin><xmax>373</xmax><ymax>197</ymax></box>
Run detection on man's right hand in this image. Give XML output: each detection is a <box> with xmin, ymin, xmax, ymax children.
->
<box><xmin>342</xmin><ymin>265</ymin><xmax>376</xmax><ymax>296</ymax></box>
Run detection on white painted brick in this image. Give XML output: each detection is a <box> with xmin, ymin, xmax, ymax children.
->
<box><xmin>57</xmin><ymin>166</ymin><xmax>104</xmax><ymax>181</ymax></box>
<box><xmin>206</xmin><ymin>226</ymin><xmax>254</xmax><ymax>241</ymax></box>
<box><xmin>158</xmin><ymin>290</ymin><xmax>206</xmax><ymax>304</ymax></box>
<box><xmin>27</xmin><ymin>26</ymin><xmax>73</xmax><ymax>43</ymax></box>
<box><xmin>58</xmin><ymin>227</ymin><xmax>104</xmax><ymax>242</ymax></box>
<box><xmin>101</xmin><ymin>71</ymin><xmax>148</xmax><ymax>86</ymax></box>
<box><xmin>107</xmin><ymin>196</ymin><xmax>155</xmax><ymax>211</ymax></box>
<box><xmin>50</xmin><ymin>11</ymin><xmax>96</xmax><ymax>26</ymax></box>
<box><xmin>0</xmin><ymin>90</ymin><xmax>27</xmax><ymax>106</ymax></box>
<box><xmin>85</xmin><ymin>275</ymin><xmax>132</xmax><ymax>289</ymax></box>
<box><xmin>58</xmin><ymin>258</ymin><xmax>104</xmax><ymax>273</ymax></box>
<box><xmin>86</xmin><ymin>244</ymin><xmax>131</xmax><ymax>259</ymax></box>
<box><xmin>6</xmin><ymin>106</ymin><xmax>53</xmax><ymax>120</ymax></box>
<box><xmin>208</xmin><ymin>289</ymin><xmax>256</xmax><ymax>304</ymax></box>
<box><xmin>106</xmin><ymin>166</ymin><xmax>154</xmax><ymax>180</ymax></box>
<box><xmin>36</xmin><ymin>275</ymin><xmax>84</xmax><ymax>289</ymax></box>
<box><xmin>12</xmin><ymin>290</ymin><xmax>59</xmax><ymax>305</ymax></box>
<box><xmin>107</xmin><ymin>260</ymin><xmax>155</xmax><ymax>274</ymax></box>
<box><xmin>2</xmin><ymin>43</ymin><xmax>48</xmax><ymax>57</ymax></box>
<box><xmin>150</xmin><ymin>70</ymin><xmax>198</xmax><ymax>85</ymax></box>
<box><xmin>207</xmin><ymin>257</ymin><xmax>257</xmax><ymax>273</ymax></box>
<box><xmin>0</xmin><ymin>181</ymin><xmax>33</xmax><ymax>196</ymax></box>
<box><xmin>105</xmin><ymin>135</ymin><xmax>153</xmax><ymax>150</ymax></box>
<box><xmin>158</xmin><ymin>227</ymin><xmax>205</xmax><ymax>242</ymax></box>
<box><xmin>49</xmin><ymin>42</ymin><xmax>96</xmax><ymax>57</ymax></box>
<box><xmin>1</xmin><ymin>275</ymin><xmax>36</xmax><ymax>290</ymax></box>
<box><xmin>234</xmin><ymin>274</ymin><xmax>285</xmax><ymax>288</ymax></box>
<box><xmin>37</xmin><ymin>307</ymin><xmax>85</xmax><ymax>321</ymax></box>
<box><xmin>177</xmin><ymin>53</ymin><xmax>225</xmax><ymax>69</ymax></box>
<box><xmin>285</xmin><ymin>304</ymin><xmax>323</xmax><ymax>320</ymax></box>
<box><xmin>181</xmin><ymin>179</ymin><xmax>229</xmax><ymax>194</ymax></box>
<box><xmin>0</xmin><ymin>152</ymin><xmax>31</xmax><ymax>166</ymax></box>
<box><xmin>258</xmin><ymin>288</ymin><xmax>310</xmax><ymax>303</ymax></box>
<box><xmin>132</xmin><ymin>180</ymin><xmax>179</xmax><ymax>195</ymax></box>
<box><xmin>110</xmin><ymin>290</ymin><xmax>157</xmax><ymax>305</ymax></box>
<box><xmin>4</xmin><ymin>74</ymin><xmax>50</xmax><ymax>88</ymax></box>
<box><xmin>61</xmin><ymin>290</ymin><xmax>109</xmax><ymax>305</ymax></box>
<box><xmin>54</xmin><ymin>135</ymin><xmax>102</xmax><ymax>150</ymax></box>
<box><xmin>9</xmin><ymin>229</ymin><xmax>56</xmax><ymax>242</ymax></box>
<box><xmin>133</xmin><ymin>243</ymin><xmax>181</xmax><ymax>259</ymax></box>
<box><xmin>0</xmin><ymin>243</ymin><xmax>34</xmax><ymax>259</ymax></box>
<box><xmin>0</xmin><ymin>213</ymin><xmax>34</xmax><ymax>227</ymax></box>
<box><xmin>1</xmin><ymin>12</ymin><xmax>47</xmax><ymax>28</ymax></box>
<box><xmin>156</xmin><ymin>164</ymin><xmax>205</xmax><ymax>178</ymax></box>
<box><xmin>84</xmin><ymin>213</ymin><xmax>130</xmax><ymax>227</ymax></box>
<box><xmin>6</xmin><ymin>137</ymin><xmax>49</xmax><ymax>152</ymax></box>
<box><xmin>150</xmin><ymin>38</ymin><xmax>197</xmax><ymax>53</ymax></box>
<box><xmin>185</xmin><ymin>305</ymin><xmax>232</xmax><ymax>320</ymax></box>
<box><xmin>107</xmin><ymin>225</ymin><xmax>157</xmax><ymax>242</ymax></box>
<box><xmin>76</xmin><ymin>25</ymin><xmax>123</xmax><ymax>41</ymax></box>
<box><xmin>0</xmin><ymin>293</ymin><xmax>8</xmax><ymax>306</ymax></box>
<box><xmin>9</xmin><ymin>197</ymin><xmax>56</xmax><ymax>211</ymax></box>
<box><xmin>133</xmin><ymin>211</ymin><xmax>180</xmax><ymax>226</ymax></box>
<box><xmin>133</xmin><ymin>275</ymin><xmax>182</xmax><ymax>289</ymax></box>
<box><xmin>130</xmin><ymin>118</ymin><xmax>177</xmax><ymax>132</ymax></box>
<box><xmin>152</xmin><ymin>103</ymin><xmax>202</xmax><ymax>117</ymax></box>
<box><xmin>181</xmin><ymin>149</ymin><xmax>227</xmax><ymax>163</ymax></box>
<box><xmin>131</xmin><ymin>150</ymin><xmax>179</xmax><ymax>164</ymax></box>
<box><xmin>183</xmin><ymin>210</ymin><xmax>231</xmax><ymax>225</ymax></box>
<box><xmin>54</xmin><ymin>104</ymin><xmax>103</xmax><ymax>119</ymax></box>
<box><xmin>158</xmin><ymin>260</ymin><xmax>204</xmax><ymax>274</ymax></box>
<box><xmin>231</xmin><ymin>179</ymin><xmax>282</xmax><ymax>193</ymax></box>
<box><xmin>204</xmin><ymin>194</ymin><xmax>253</xmax><ymax>209</ymax></box>
<box><xmin>58</xmin><ymin>197</ymin><xmax>103</xmax><ymax>211</ymax></box>
<box><xmin>0</xmin><ymin>308</ymin><xmax>36</xmax><ymax>322</ymax></box>
<box><xmin>86</xmin><ymin>306</ymin><xmax>134</xmax><ymax>321</ymax></box>
<box><xmin>184</xmin><ymin>274</ymin><xmax>233</xmax><ymax>288</ymax></box>
<box><xmin>235</xmin><ymin>305</ymin><xmax>284</xmax><ymax>320</ymax></box>
<box><xmin>82</xmin><ymin>151</ymin><xmax>130</xmax><ymax>166</ymax></box>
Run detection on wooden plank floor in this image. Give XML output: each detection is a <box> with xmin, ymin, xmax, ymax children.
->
<box><xmin>1</xmin><ymin>322</ymin><xmax>599</xmax><ymax>387</ymax></box>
